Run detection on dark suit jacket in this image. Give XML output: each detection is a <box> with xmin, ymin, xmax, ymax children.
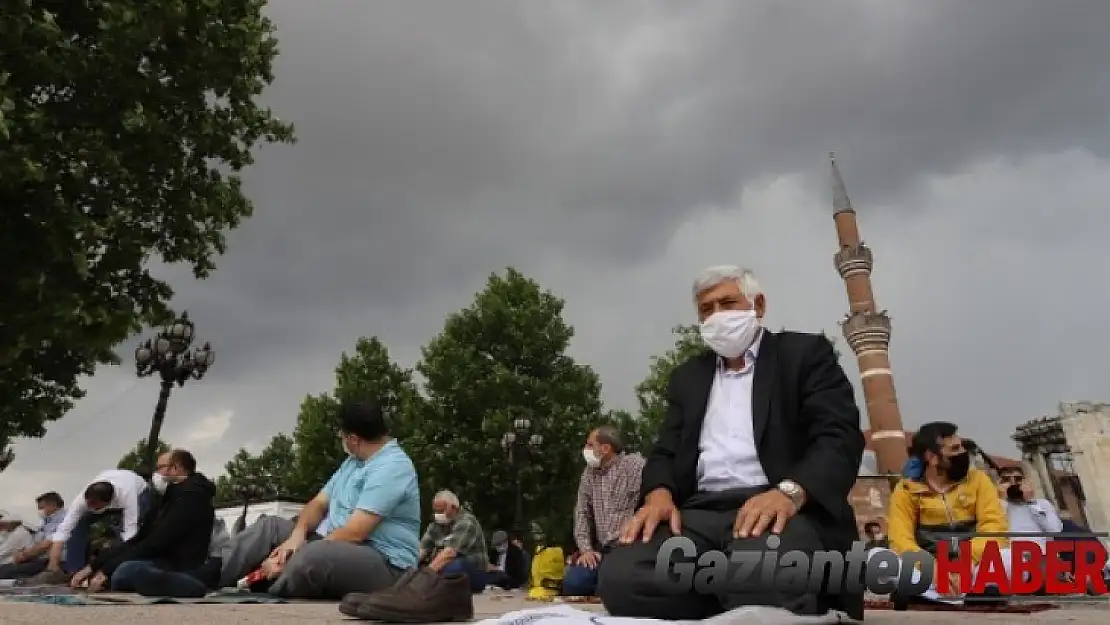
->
<box><xmin>640</xmin><ymin>330</ymin><xmax>865</xmax><ymax>618</ymax></box>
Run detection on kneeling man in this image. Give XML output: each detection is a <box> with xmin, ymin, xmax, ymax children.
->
<box><xmin>597</xmin><ymin>266</ymin><xmax>865</xmax><ymax>620</ymax></box>
<box><xmin>219</xmin><ymin>402</ymin><xmax>421</xmax><ymax>599</ymax></box>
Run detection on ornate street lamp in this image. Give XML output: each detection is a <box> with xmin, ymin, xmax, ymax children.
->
<box><xmin>134</xmin><ymin>312</ymin><xmax>214</xmax><ymax>475</ymax></box>
<box><xmin>500</xmin><ymin>415</ymin><xmax>543</xmax><ymax>533</ymax></box>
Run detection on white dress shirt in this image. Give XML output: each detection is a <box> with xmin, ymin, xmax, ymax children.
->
<box><xmin>1004</xmin><ymin>498</ymin><xmax>1063</xmax><ymax>551</ymax></box>
<box><xmin>52</xmin><ymin>469</ymin><xmax>148</xmax><ymax>543</ymax></box>
<box><xmin>697</xmin><ymin>331</ymin><xmax>769</xmax><ymax>491</ymax></box>
<box><xmin>0</xmin><ymin>525</ymin><xmax>35</xmax><ymax>565</ymax></box>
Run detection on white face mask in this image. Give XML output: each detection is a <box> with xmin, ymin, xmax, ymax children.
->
<box><xmin>433</xmin><ymin>513</ymin><xmax>450</xmax><ymax>525</ymax></box>
<box><xmin>582</xmin><ymin>448</ymin><xmax>601</xmax><ymax>468</ymax></box>
<box><xmin>699</xmin><ymin>310</ymin><xmax>761</xmax><ymax>359</ymax></box>
<box><xmin>152</xmin><ymin>473</ymin><xmax>170</xmax><ymax>494</ymax></box>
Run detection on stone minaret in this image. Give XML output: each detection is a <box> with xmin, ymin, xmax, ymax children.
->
<box><xmin>830</xmin><ymin>153</ymin><xmax>908</xmax><ymax>474</ymax></box>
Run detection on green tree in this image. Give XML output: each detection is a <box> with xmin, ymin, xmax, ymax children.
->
<box><xmin>214</xmin><ymin>433</ymin><xmax>299</xmax><ymax>504</ymax></box>
<box><xmin>117</xmin><ymin>437</ymin><xmax>171</xmax><ymax>473</ymax></box>
<box><xmin>633</xmin><ymin>324</ymin><xmax>706</xmax><ymax>440</ymax></box>
<box><xmin>291</xmin><ymin>337</ymin><xmax>421</xmax><ymax>496</ymax></box>
<box><xmin>412</xmin><ymin>268</ymin><xmax>603</xmax><ymax>544</ymax></box>
<box><xmin>0</xmin><ymin>1</ymin><xmax>295</xmax><ymax>457</ymax></box>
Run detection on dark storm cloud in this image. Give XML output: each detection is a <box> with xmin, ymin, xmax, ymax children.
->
<box><xmin>196</xmin><ymin>0</ymin><xmax>1110</xmax><ymax>314</ymax></box>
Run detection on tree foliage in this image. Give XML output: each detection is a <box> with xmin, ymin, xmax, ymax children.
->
<box><xmin>117</xmin><ymin>437</ymin><xmax>171</xmax><ymax>473</ymax></box>
<box><xmin>0</xmin><ymin>0</ymin><xmax>295</xmax><ymax>460</ymax></box>
<box><xmin>214</xmin><ymin>433</ymin><xmax>298</xmax><ymax>505</ymax></box>
<box><xmin>633</xmin><ymin>324</ymin><xmax>706</xmax><ymax>441</ymax></box>
<box><xmin>409</xmin><ymin>268</ymin><xmax>604</xmax><ymax>544</ymax></box>
<box><xmin>213</xmin><ymin>337</ymin><xmax>420</xmax><ymax>503</ymax></box>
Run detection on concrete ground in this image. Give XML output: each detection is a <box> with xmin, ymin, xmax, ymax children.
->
<box><xmin>0</xmin><ymin>594</ymin><xmax>1105</xmax><ymax>624</ymax></box>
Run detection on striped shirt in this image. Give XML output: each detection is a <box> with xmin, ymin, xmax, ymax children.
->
<box><xmin>573</xmin><ymin>453</ymin><xmax>645</xmax><ymax>552</ymax></box>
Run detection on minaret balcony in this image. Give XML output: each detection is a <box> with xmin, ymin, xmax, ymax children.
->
<box><xmin>841</xmin><ymin>310</ymin><xmax>892</xmax><ymax>354</ymax></box>
<box><xmin>834</xmin><ymin>243</ymin><xmax>873</xmax><ymax>278</ymax></box>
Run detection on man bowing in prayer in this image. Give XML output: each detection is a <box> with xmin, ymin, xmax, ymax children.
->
<box><xmin>597</xmin><ymin>265</ymin><xmax>865</xmax><ymax>621</ymax></box>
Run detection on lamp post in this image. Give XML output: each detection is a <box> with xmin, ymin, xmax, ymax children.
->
<box><xmin>133</xmin><ymin>312</ymin><xmax>214</xmax><ymax>475</ymax></box>
<box><xmin>501</xmin><ymin>416</ymin><xmax>543</xmax><ymax>533</ymax></box>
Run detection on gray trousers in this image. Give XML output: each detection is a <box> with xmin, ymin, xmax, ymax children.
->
<box><xmin>218</xmin><ymin>516</ymin><xmax>404</xmax><ymax>599</ymax></box>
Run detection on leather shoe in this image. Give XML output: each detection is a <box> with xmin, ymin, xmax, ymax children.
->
<box><xmin>339</xmin><ymin>567</ymin><xmax>473</xmax><ymax>622</ymax></box>
<box><xmin>340</xmin><ymin>569</ymin><xmax>418</xmax><ymax>615</ymax></box>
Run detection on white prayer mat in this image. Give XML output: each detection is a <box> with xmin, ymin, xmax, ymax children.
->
<box><xmin>477</xmin><ymin>604</ymin><xmax>846</xmax><ymax>625</ymax></box>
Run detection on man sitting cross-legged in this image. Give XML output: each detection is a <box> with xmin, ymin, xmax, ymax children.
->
<box><xmin>218</xmin><ymin>401</ymin><xmax>421</xmax><ymax>599</ymax></box>
<box><xmin>417</xmin><ymin>490</ymin><xmax>489</xmax><ymax>593</ymax></box>
<box><xmin>872</xmin><ymin>422</ymin><xmax>1012</xmax><ymax>605</ymax></box>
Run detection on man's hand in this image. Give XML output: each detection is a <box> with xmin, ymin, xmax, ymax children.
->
<box><xmin>269</xmin><ymin>534</ymin><xmax>306</xmax><ymax>565</ymax></box>
<box><xmin>620</xmin><ymin>489</ymin><xmax>680</xmax><ymax>544</ymax></box>
<box><xmin>734</xmin><ymin>490</ymin><xmax>797</xmax><ymax>538</ymax></box>
<box><xmin>1021</xmin><ymin>482</ymin><xmax>1035</xmax><ymax>501</ymax></box>
<box><xmin>69</xmin><ymin>566</ymin><xmax>93</xmax><ymax>589</ymax></box>
<box><xmin>87</xmin><ymin>572</ymin><xmax>108</xmax><ymax>593</ymax></box>
<box><xmin>12</xmin><ymin>549</ymin><xmax>27</xmax><ymax>564</ymax></box>
<box><xmin>260</xmin><ymin>555</ymin><xmax>285</xmax><ymax>580</ymax></box>
<box><xmin>576</xmin><ymin>550</ymin><xmax>601</xmax><ymax>569</ymax></box>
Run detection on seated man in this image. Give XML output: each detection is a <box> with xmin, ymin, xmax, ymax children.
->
<box><xmin>0</xmin><ymin>513</ymin><xmax>35</xmax><ymax>565</ymax></box>
<box><xmin>863</xmin><ymin>521</ymin><xmax>889</xmax><ymax>550</ymax></box>
<box><xmin>564</xmin><ymin>425</ymin><xmax>644</xmax><ymax>596</ymax></box>
<box><xmin>417</xmin><ymin>490</ymin><xmax>489</xmax><ymax>593</ymax></box>
<box><xmin>218</xmin><ymin>401</ymin><xmax>420</xmax><ymax>599</ymax></box>
<box><xmin>874</xmin><ymin>422</ymin><xmax>1011</xmax><ymax>604</ymax></box>
<box><xmin>596</xmin><ymin>266</ymin><xmax>866</xmax><ymax>620</ymax></box>
<box><xmin>40</xmin><ymin>468</ymin><xmax>150</xmax><ymax>583</ymax></box>
<box><xmin>70</xmin><ymin>450</ymin><xmax>216</xmax><ymax>596</ymax></box>
<box><xmin>0</xmin><ymin>492</ymin><xmax>66</xmax><ymax>579</ymax></box>
<box><xmin>486</xmin><ymin>530</ymin><xmax>527</xmax><ymax>590</ymax></box>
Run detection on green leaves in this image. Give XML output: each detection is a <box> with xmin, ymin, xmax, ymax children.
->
<box><xmin>410</xmin><ymin>268</ymin><xmax>602</xmax><ymax>542</ymax></box>
<box><xmin>0</xmin><ymin>0</ymin><xmax>295</xmax><ymax>457</ymax></box>
<box><xmin>634</xmin><ymin>324</ymin><xmax>706</xmax><ymax>438</ymax></box>
<box><xmin>117</xmin><ymin>437</ymin><xmax>171</xmax><ymax>473</ymax></box>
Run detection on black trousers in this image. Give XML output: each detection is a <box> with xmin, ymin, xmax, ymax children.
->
<box><xmin>596</xmin><ymin>488</ymin><xmax>825</xmax><ymax>619</ymax></box>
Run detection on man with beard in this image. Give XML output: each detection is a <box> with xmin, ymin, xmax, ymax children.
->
<box><xmin>872</xmin><ymin>422</ymin><xmax>1011</xmax><ymax>604</ymax></box>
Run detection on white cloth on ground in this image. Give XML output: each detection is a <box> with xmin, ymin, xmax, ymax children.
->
<box><xmin>475</xmin><ymin>604</ymin><xmax>842</xmax><ymax>625</ymax></box>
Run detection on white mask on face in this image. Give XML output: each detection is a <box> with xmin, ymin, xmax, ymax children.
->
<box><xmin>699</xmin><ymin>310</ymin><xmax>761</xmax><ymax>359</ymax></box>
<box><xmin>152</xmin><ymin>473</ymin><xmax>170</xmax><ymax>494</ymax></box>
<box><xmin>433</xmin><ymin>513</ymin><xmax>450</xmax><ymax>525</ymax></box>
<box><xmin>582</xmin><ymin>448</ymin><xmax>601</xmax><ymax>468</ymax></box>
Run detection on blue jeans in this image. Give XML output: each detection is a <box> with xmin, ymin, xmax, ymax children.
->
<box><xmin>441</xmin><ymin>557</ymin><xmax>487</xmax><ymax>593</ymax></box>
<box><xmin>563</xmin><ymin>564</ymin><xmax>598</xmax><ymax>596</ymax></box>
<box><xmin>110</xmin><ymin>560</ymin><xmax>208</xmax><ymax>597</ymax></box>
<box><xmin>64</xmin><ymin>490</ymin><xmax>152</xmax><ymax>574</ymax></box>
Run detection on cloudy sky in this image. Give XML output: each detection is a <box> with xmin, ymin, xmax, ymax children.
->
<box><xmin>4</xmin><ymin>0</ymin><xmax>1110</xmax><ymax>519</ymax></box>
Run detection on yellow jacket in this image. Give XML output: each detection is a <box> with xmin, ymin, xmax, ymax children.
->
<box><xmin>887</xmin><ymin>467</ymin><xmax>1008</xmax><ymax>564</ymax></box>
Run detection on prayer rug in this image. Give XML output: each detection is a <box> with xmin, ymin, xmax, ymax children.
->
<box><xmin>1</xmin><ymin>590</ymin><xmax>286</xmax><ymax>605</ymax></box>
<box><xmin>864</xmin><ymin>598</ymin><xmax>1057</xmax><ymax>613</ymax></box>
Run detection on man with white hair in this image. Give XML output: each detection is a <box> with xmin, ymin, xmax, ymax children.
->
<box><xmin>416</xmin><ymin>490</ymin><xmax>489</xmax><ymax>593</ymax></box>
<box><xmin>598</xmin><ymin>266</ymin><xmax>866</xmax><ymax>621</ymax></box>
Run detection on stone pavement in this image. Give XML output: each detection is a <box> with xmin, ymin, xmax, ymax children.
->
<box><xmin>0</xmin><ymin>594</ymin><xmax>1105</xmax><ymax>624</ymax></box>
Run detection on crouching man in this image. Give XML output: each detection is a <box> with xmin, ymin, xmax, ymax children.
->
<box><xmin>219</xmin><ymin>402</ymin><xmax>421</xmax><ymax>599</ymax></box>
<box><xmin>874</xmin><ymin>422</ymin><xmax>1012</xmax><ymax>604</ymax></box>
